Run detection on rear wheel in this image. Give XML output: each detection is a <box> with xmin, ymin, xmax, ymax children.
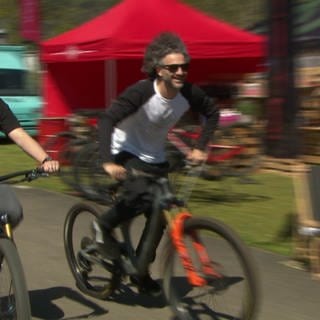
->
<box><xmin>161</xmin><ymin>217</ymin><xmax>260</xmax><ymax>320</ymax></box>
<box><xmin>0</xmin><ymin>238</ymin><xmax>31</xmax><ymax>320</ymax></box>
<box><xmin>64</xmin><ymin>202</ymin><xmax>121</xmax><ymax>299</ymax></box>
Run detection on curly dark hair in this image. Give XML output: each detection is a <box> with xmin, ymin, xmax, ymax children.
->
<box><xmin>142</xmin><ymin>32</ymin><xmax>190</xmax><ymax>80</ymax></box>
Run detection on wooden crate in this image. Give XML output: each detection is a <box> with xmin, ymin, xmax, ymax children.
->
<box><xmin>262</xmin><ymin>156</ymin><xmax>303</xmax><ymax>173</ymax></box>
<box><xmin>300</xmin><ymin>127</ymin><xmax>320</xmax><ymax>157</ymax></box>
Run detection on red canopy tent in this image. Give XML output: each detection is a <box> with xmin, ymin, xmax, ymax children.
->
<box><xmin>39</xmin><ymin>0</ymin><xmax>266</xmax><ymax>139</ymax></box>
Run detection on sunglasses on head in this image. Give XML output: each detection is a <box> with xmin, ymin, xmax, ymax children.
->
<box><xmin>160</xmin><ymin>63</ymin><xmax>189</xmax><ymax>73</ymax></box>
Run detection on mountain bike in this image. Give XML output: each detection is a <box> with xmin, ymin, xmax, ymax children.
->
<box><xmin>64</xmin><ymin>166</ymin><xmax>260</xmax><ymax>320</ymax></box>
<box><xmin>0</xmin><ymin>168</ymin><xmax>48</xmax><ymax>320</ymax></box>
<box><xmin>167</xmin><ymin>122</ymin><xmax>263</xmax><ymax>182</ymax></box>
<box><xmin>43</xmin><ymin>110</ymin><xmax>99</xmax><ymax>192</ymax></box>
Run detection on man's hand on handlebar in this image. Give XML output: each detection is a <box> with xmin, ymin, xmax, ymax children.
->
<box><xmin>187</xmin><ymin>148</ymin><xmax>207</xmax><ymax>165</ymax></box>
<box><xmin>103</xmin><ymin>162</ymin><xmax>127</xmax><ymax>180</ymax></box>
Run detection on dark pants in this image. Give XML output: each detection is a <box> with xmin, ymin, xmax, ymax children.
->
<box><xmin>98</xmin><ymin>151</ymin><xmax>169</xmax><ymax>274</ymax></box>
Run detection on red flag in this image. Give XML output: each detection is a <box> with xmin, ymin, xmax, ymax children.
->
<box><xmin>20</xmin><ymin>0</ymin><xmax>40</xmax><ymax>42</ymax></box>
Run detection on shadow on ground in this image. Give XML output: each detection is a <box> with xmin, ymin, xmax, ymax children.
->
<box><xmin>30</xmin><ymin>283</ymin><xmax>167</xmax><ymax>319</ymax></box>
<box><xmin>107</xmin><ymin>282</ymin><xmax>167</xmax><ymax>308</ymax></box>
<box><xmin>30</xmin><ymin>286</ymin><xmax>107</xmax><ymax>319</ymax></box>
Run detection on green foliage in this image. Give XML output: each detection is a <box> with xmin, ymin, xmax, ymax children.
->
<box><xmin>0</xmin><ymin>0</ymin><xmax>266</xmax><ymax>43</ymax></box>
<box><xmin>184</xmin><ymin>0</ymin><xmax>266</xmax><ymax>30</ymax></box>
<box><xmin>0</xmin><ymin>0</ymin><xmax>20</xmax><ymax>43</ymax></box>
<box><xmin>236</xmin><ymin>100</ymin><xmax>262</xmax><ymax>119</ymax></box>
<box><xmin>41</xmin><ymin>0</ymin><xmax>119</xmax><ymax>39</ymax></box>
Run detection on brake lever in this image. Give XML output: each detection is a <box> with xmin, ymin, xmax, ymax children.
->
<box><xmin>25</xmin><ymin>168</ymin><xmax>49</xmax><ymax>182</ymax></box>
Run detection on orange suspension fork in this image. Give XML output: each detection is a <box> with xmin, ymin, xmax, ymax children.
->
<box><xmin>171</xmin><ymin>212</ymin><xmax>221</xmax><ymax>286</ymax></box>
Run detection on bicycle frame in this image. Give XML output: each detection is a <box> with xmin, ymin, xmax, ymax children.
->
<box><xmin>121</xmin><ymin>176</ymin><xmax>222</xmax><ymax>286</ymax></box>
<box><xmin>0</xmin><ymin>169</ymin><xmax>47</xmax><ymax>237</ymax></box>
<box><xmin>79</xmin><ymin>174</ymin><xmax>221</xmax><ymax>288</ymax></box>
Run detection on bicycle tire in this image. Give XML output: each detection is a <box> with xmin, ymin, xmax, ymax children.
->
<box><xmin>73</xmin><ymin>142</ymin><xmax>117</xmax><ymax>204</ymax></box>
<box><xmin>161</xmin><ymin>217</ymin><xmax>260</xmax><ymax>320</ymax></box>
<box><xmin>64</xmin><ymin>202</ymin><xmax>121</xmax><ymax>300</ymax></box>
<box><xmin>0</xmin><ymin>238</ymin><xmax>31</xmax><ymax>320</ymax></box>
<box><xmin>72</xmin><ymin>142</ymin><xmax>101</xmax><ymax>200</ymax></box>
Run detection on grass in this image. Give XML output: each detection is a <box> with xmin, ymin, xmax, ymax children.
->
<box><xmin>183</xmin><ymin>174</ymin><xmax>295</xmax><ymax>256</ymax></box>
<box><xmin>1</xmin><ymin>141</ymin><xmax>296</xmax><ymax>257</ymax></box>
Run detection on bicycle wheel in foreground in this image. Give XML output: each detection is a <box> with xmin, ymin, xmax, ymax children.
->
<box><xmin>0</xmin><ymin>239</ymin><xmax>31</xmax><ymax>320</ymax></box>
<box><xmin>64</xmin><ymin>202</ymin><xmax>121</xmax><ymax>300</ymax></box>
<box><xmin>161</xmin><ymin>217</ymin><xmax>260</xmax><ymax>320</ymax></box>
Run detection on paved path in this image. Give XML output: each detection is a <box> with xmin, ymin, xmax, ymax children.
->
<box><xmin>12</xmin><ymin>187</ymin><xmax>320</xmax><ymax>320</ymax></box>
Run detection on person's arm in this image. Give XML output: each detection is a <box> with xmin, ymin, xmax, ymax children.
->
<box><xmin>98</xmin><ymin>81</ymin><xmax>150</xmax><ymax>179</ymax></box>
<box><xmin>98</xmin><ymin>81</ymin><xmax>148</xmax><ymax>163</ymax></box>
<box><xmin>8</xmin><ymin>127</ymin><xmax>59</xmax><ymax>173</ymax></box>
<box><xmin>182</xmin><ymin>83</ymin><xmax>220</xmax><ymax>163</ymax></box>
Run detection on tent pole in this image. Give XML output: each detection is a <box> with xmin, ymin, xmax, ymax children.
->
<box><xmin>105</xmin><ymin>59</ymin><xmax>117</xmax><ymax>109</ymax></box>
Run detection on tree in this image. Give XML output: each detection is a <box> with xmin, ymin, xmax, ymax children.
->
<box><xmin>0</xmin><ymin>0</ymin><xmax>266</xmax><ymax>44</ymax></box>
<box><xmin>184</xmin><ymin>0</ymin><xmax>266</xmax><ymax>30</ymax></box>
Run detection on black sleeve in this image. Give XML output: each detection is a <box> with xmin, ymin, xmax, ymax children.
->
<box><xmin>98</xmin><ymin>80</ymin><xmax>154</xmax><ymax>162</ymax></box>
<box><xmin>181</xmin><ymin>83</ymin><xmax>220</xmax><ymax>150</ymax></box>
<box><xmin>0</xmin><ymin>99</ymin><xmax>21</xmax><ymax>135</ymax></box>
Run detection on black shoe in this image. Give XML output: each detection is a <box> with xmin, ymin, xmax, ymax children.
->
<box><xmin>130</xmin><ymin>275</ymin><xmax>162</xmax><ymax>297</ymax></box>
<box><xmin>92</xmin><ymin>221</ymin><xmax>120</xmax><ymax>260</ymax></box>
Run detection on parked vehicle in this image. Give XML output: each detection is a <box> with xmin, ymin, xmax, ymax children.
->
<box><xmin>0</xmin><ymin>45</ymin><xmax>42</xmax><ymax>137</ymax></box>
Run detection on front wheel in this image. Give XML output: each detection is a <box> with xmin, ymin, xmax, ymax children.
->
<box><xmin>161</xmin><ymin>217</ymin><xmax>260</xmax><ymax>320</ymax></box>
<box><xmin>0</xmin><ymin>238</ymin><xmax>31</xmax><ymax>320</ymax></box>
<box><xmin>64</xmin><ymin>202</ymin><xmax>121</xmax><ymax>300</ymax></box>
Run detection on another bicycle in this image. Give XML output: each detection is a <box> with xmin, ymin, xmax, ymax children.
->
<box><xmin>167</xmin><ymin>122</ymin><xmax>263</xmax><ymax>182</ymax></box>
<box><xmin>0</xmin><ymin>168</ymin><xmax>48</xmax><ymax>320</ymax></box>
<box><xmin>43</xmin><ymin>110</ymin><xmax>99</xmax><ymax>192</ymax></box>
<box><xmin>64</xmin><ymin>167</ymin><xmax>260</xmax><ymax>320</ymax></box>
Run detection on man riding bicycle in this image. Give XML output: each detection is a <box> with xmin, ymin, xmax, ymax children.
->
<box><xmin>96</xmin><ymin>32</ymin><xmax>220</xmax><ymax>296</ymax></box>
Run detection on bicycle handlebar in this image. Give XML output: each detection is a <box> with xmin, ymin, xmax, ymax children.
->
<box><xmin>0</xmin><ymin>168</ymin><xmax>49</xmax><ymax>184</ymax></box>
